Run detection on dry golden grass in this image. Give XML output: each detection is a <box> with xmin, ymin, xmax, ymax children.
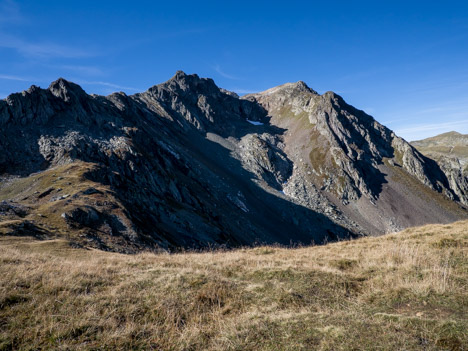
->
<box><xmin>0</xmin><ymin>220</ymin><xmax>467</xmax><ymax>350</ymax></box>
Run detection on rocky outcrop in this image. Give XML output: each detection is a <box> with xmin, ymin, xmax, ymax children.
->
<box><xmin>411</xmin><ymin>132</ymin><xmax>468</xmax><ymax>205</ymax></box>
<box><xmin>436</xmin><ymin>157</ymin><xmax>468</xmax><ymax>205</ymax></box>
<box><xmin>0</xmin><ymin>72</ymin><xmax>466</xmax><ymax>251</ymax></box>
<box><xmin>237</xmin><ymin>133</ymin><xmax>292</xmax><ymax>190</ymax></box>
<box><xmin>135</xmin><ymin>71</ymin><xmax>266</xmax><ymax>135</ymax></box>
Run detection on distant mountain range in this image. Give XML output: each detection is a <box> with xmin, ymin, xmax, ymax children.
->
<box><xmin>0</xmin><ymin>71</ymin><xmax>466</xmax><ymax>251</ymax></box>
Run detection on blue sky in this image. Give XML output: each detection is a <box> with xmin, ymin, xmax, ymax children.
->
<box><xmin>0</xmin><ymin>0</ymin><xmax>467</xmax><ymax>141</ymax></box>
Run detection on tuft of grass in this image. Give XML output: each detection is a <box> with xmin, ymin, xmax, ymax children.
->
<box><xmin>330</xmin><ymin>258</ymin><xmax>357</xmax><ymax>271</ymax></box>
<box><xmin>0</xmin><ymin>220</ymin><xmax>467</xmax><ymax>350</ymax></box>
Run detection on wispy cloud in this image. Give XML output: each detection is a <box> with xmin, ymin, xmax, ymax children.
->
<box><xmin>0</xmin><ymin>73</ymin><xmax>34</xmax><ymax>82</ymax></box>
<box><xmin>402</xmin><ymin>76</ymin><xmax>468</xmax><ymax>96</ymax></box>
<box><xmin>395</xmin><ymin>120</ymin><xmax>468</xmax><ymax>134</ymax></box>
<box><xmin>381</xmin><ymin>118</ymin><xmax>410</xmax><ymax>125</ymax></box>
<box><xmin>0</xmin><ymin>1</ymin><xmax>95</xmax><ymax>59</ymax></box>
<box><xmin>0</xmin><ymin>33</ymin><xmax>96</xmax><ymax>59</ymax></box>
<box><xmin>380</xmin><ymin>97</ymin><xmax>468</xmax><ymax>141</ymax></box>
<box><xmin>213</xmin><ymin>64</ymin><xmax>242</xmax><ymax>80</ymax></box>
<box><xmin>395</xmin><ymin>119</ymin><xmax>468</xmax><ymax>141</ymax></box>
<box><xmin>75</xmin><ymin>80</ymin><xmax>141</xmax><ymax>92</ymax></box>
<box><xmin>382</xmin><ymin>98</ymin><xmax>468</xmax><ymax>124</ymax></box>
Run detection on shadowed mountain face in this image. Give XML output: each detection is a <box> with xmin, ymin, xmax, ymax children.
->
<box><xmin>0</xmin><ymin>72</ymin><xmax>466</xmax><ymax>251</ymax></box>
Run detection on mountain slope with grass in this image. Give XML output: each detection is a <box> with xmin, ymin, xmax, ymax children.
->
<box><xmin>411</xmin><ymin>131</ymin><xmax>468</xmax><ymax>167</ymax></box>
<box><xmin>0</xmin><ymin>220</ymin><xmax>466</xmax><ymax>350</ymax></box>
<box><xmin>0</xmin><ymin>72</ymin><xmax>467</xmax><ymax>251</ymax></box>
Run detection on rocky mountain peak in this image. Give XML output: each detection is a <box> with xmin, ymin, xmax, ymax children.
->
<box><xmin>138</xmin><ymin>71</ymin><xmax>266</xmax><ymax>134</ymax></box>
<box><xmin>445</xmin><ymin>131</ymin><xmax>462</xmax><ymax>136</ymax></box>
<box><xmin>252</xmin><ymin>81</ymin><xmax>318</xmax><ymax>98</ymax></box>
<box><xmin>293</xmin><ymin>80</ymin><xmax>317</xmax><ymax>94</ymax></box>
<box><xmin>413</xmin><ymin>131</ymin><xmax>467</xmax><ymax>143</ymax></box>
<box><xmin>25</xmin><ymin>85</ymin><xmax>41</xmax><ymax>94</ymax></box>
<box><xmin>174</xmin><ymin>69</ymin><xmax>188</xmax><ymax>78</ymax></box>
<box><xmin>48</xmin><ymin>78</ymin><xmax>87</xmax><ymax>103</ymax></box>
<box><xmin>168</xmin><ymin>70</ymin><xmax>199</xmax><ymax>88</ymax></box>
<box><xmin>149</xmin><ymin>70</ymin><xmax>219</xmax><ymax>97</ymax></box>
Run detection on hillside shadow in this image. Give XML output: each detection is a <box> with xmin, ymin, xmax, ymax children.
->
<box><xmin>193</xmin><ymin>130</ymin><xmax>358</xmax><ymax>246</ymax></box>
<box><xmin>131</xmin><ymin>117</ymin><xmax>357</xmax><ymax>248</ymax></box>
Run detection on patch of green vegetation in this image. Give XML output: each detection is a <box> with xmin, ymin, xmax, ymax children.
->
<box><xmin>393</xmin><ymin>148</ymin><xmax>404</xmax><ymax>165</ymax></box>
<box><xmin>276</xmin><ymin>105</ymin><xmax>311</xmax><ymax>126</ymax></box>
<box><xmin>309</xmin><ymin>148</ymin><xmax>326</xmax><ymax>168</ymax></box>
<box><xmin>432</xmin><ymin>238</ymin><xmax>465</xmax><ymax>248</ymax></box>
<box><xmin>330</xmin><ymin>258</ymin><xmax>357</xmax><ymax>270</ymax></box>
<box><xmin>0</xmin><ymin>162</ymin><xmax>93</xmax><ymax>202</ymax></box>
<box><xmin>254</xmin><ymin>247</ymin><xmax>276</xmax><ymax>255</ymax></box>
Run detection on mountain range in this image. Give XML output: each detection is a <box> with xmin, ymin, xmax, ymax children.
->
<box><xmin>0</xmin><ymin>71</ymin><xmax>466</xmax><ymax>251</ymax></box>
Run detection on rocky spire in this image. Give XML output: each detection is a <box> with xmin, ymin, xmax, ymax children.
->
<box><xmin>48</xmin><ymin>78</ymin><xmax>87</xmax><ymax>103</ymax></box>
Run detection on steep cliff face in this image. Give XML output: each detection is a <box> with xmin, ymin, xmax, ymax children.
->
<box><xmin>0</xmin><ymin>72</ymin><xmax>466</xmax><ymax>251</ymax></box>
<box><xmin>411</xmin><ymin>131</ymin><xmax>468</xmax><ymax>205</ymax></box>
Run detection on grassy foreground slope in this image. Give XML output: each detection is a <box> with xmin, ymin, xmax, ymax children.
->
<box><xmin>1</xmin><ymin>221</ymin><xmax>467</xmax><ymax>350</ymax></box>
